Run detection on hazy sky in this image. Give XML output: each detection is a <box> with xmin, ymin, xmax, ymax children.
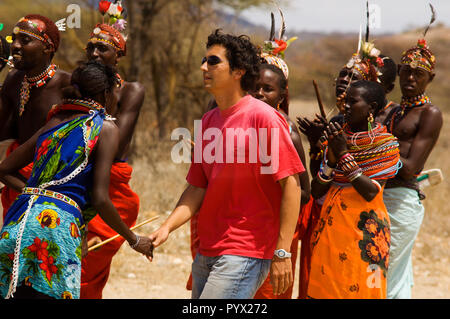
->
<box><xmin>236</xmin><ymin>0</ymin><xmax>449</xmax><ymax>35</ymax></box>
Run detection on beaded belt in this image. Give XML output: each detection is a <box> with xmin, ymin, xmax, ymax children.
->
<box><xmin>22</xmin><ymin>187</ymin><xmax>81</xmax><ymax>212</ymax></box>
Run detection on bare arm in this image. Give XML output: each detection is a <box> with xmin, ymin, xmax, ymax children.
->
<box><xmin>270</xmin><ymin>174</ymin><xmax>301</xmax><ymax>295</ymax></box>
<box><xmin>0</xmin><ymin>127</ymin><xmax>43</xmax><ymax>191</ymax></box>
<box><xmin>149</xmin><ymin>184</ymin><xmax>206</xmax><ymax>248</ymax></box>
<box><xmin>91</xmin><ymin>120</ymin><xmax>152</xmax><ymax>257</ymax></box>
<box><xmin>397</xmin><ymin>106</ymin><xmax>442</xmax><ymax>180</ymax></box>
<box><xmin>115</xmin><ymin>82</ymin><xmax>145</xmax><ymax>157</ymax></box>
<box><xmin>289</xmin><ymin>128</ymin><xmax>311</xmax><ymax>204</ymax></box>
<box><xmin>0</xmin><ymin>72</ymin><xmax>18</xmax><ymax>141</ymax></box>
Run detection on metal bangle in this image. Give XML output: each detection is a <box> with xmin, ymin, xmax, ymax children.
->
<box><xmin>129</xmin><ymin>235</ymin><xmax>140</xmax><ymax>249</ymax></box>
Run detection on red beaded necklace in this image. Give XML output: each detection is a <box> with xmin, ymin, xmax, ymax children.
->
<box><xmin>19</xmin><ymin>64</ymin><xmax>57</xmax><ymax>116</ymax></box>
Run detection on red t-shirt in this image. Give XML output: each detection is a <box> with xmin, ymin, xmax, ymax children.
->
<box><xmin>186</xmin><ymin>95</ymin><xmax>304</xmax><ymax>259</ymax></box>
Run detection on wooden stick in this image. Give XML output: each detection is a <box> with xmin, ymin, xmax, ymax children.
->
<box><xmin>88</xmin><ymin>215</ymin><xmax>160</xmax><ymax>252</ymax></box>
<box><xmin>312</xmin><ymin>80</ymin><xmax>327</xmax><ymax>118</ymax></box>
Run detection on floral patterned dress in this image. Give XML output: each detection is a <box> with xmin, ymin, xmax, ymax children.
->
<box><xmin>0</xmin><ymin>109</ymin><xmax>105</xmax><ymax>299</ymax></box>
<box><xmin>306</xmin><ymin>124</ymin><xmax>400</xmax><ymax>299</ymax></box>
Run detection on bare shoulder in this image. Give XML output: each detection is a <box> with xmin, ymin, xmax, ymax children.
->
<box><xmin>3</xmin><ymin>68</ymin><xmax>23</xmax><ymax>86</ymax></box>
<box><xmin>101</xmin><ymin>119</ymin><xmax>119</xmax><ymax>134</ymax></box>
<box><xmin>54</xmin><ymin>69</ymin><xmax>72</xmax><ymax>87</ymax></box>
<box><xmin>122</xmin><ymin>81</ymin><xmax>145</xmax><ymax>96</ymax></box>
<box><xmin>422</xmin><ymin>103</ymin><xmax>443</xmax><ymax>122</ymax></box>
<box><xmin>118</xmin><ymin>81</ymin><xmax>145</xmax><ymax>111</ymax></box>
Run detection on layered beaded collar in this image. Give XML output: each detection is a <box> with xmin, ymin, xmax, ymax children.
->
<box><xmin>19</xmin><ymin>64</ymin><xmax>57</xmax><ymax>116</ymax></box>
<box><xmin>46</xmin><ymin>98</ymin><xmax>108</xmax><ymax>122</ymax></box>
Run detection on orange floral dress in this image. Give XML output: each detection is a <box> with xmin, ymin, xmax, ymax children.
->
<box><xmin>307</xmin><ymin>184</ymin><xmax>390</xmax><ymax>299</ymax></box>
<box><xmin>307</xmin><ymin>124</ymin><xmax>399</xmax><ymax>299</ymax></box>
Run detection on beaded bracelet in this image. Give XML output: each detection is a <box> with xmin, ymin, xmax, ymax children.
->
<box><xmin>321</xmin><ymin>161</ymin><xmax>335</xmax><ymax>177</ymax></box>
<box><xmin>317</xmin><ymin>171</ymin><xmax>333</xmax><ymax>184</ymax></box>
<box><xmin>348</xmin><ymin>169</ymin><xmax>363</xmax><ymax>182</ymax></box>
<box><xmin>317</xmin><ymin>161</ymin><xmax>335</xmax><ymax>184</ymax></box>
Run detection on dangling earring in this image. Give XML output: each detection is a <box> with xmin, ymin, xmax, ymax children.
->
<box><xmin>367</xmin><ymin>112</ymin><xmax>374</xmax><ymax>131</ymax></box>
<box><xmin>276</xmin><ymin>102</ymin><xmax>281</xmax><ymax>111</ymax></box>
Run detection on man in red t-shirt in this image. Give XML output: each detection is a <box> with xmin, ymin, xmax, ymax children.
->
<box><xmin>149</xmin><ymin>30</ymin><xmax>304</xmax><ymax>299</ymax></box>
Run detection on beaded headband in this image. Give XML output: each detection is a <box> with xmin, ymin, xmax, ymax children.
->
<box><xmin>261</xmin><ymin>9</ymin><xmax>297</xmax><ymax>79</ymax></box>
<box><xmin>343</xmin><ymin>2</ymin><xmax>384</xmax><ymax>83</ymax></box>
<box><xmin>13</xmin><ymin>18</ymin><xmax>55</xmax><ymax>51</ymax></box>
<box><xmin>89</xmin><ymin>1</ymin><xmax>127</xmax><ymax>56</ymax></box>
<box><xmin>401</xmin><ymin>4</ymin><xmax>436</xmax><ymax>73</ymax></box>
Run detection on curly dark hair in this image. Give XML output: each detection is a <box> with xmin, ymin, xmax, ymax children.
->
<box><xmin>206</xmin><ymin>29</ymin><xmax>260</xmax><ymax>92</ymax></box>
<box><xmin>378</xmin><ymin>54</ymin><xmax>397</xmax><ymax>92</ymax></box>
<box><xmin>63</xmin><ymin>60</ymin><xmax>118</xmax><ymax>100</ymax></box>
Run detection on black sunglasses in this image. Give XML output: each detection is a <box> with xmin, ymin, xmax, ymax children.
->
<box><xmin>201</xmin><ymin>55</ymin><xmax>221</xmax><ymax>66</ymax></box>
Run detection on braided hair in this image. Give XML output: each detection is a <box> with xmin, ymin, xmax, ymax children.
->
<box><xmin>63</xmin><ymin>61</ymin><xmax>118</xmax><ymax>100</ymax></box>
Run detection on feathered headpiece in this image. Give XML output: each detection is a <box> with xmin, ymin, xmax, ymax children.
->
<box><xmin>261</xmin><ymin>9</ymin><xmax>297</xmax><ymax>79</ymax></box>
<box><xmin>344</xmin><ymin>1</ymin><xmax>384</xmax><ymax>83</ymax></box>
<box><xmin>400</xmin><ymin>3</ymin><xmax>436</xmax><ymax>73</ymax></box>
<box><xmin>90</xmin><ymin>0</ymin><xmax>128</xmax><ymax>56</ymax></box>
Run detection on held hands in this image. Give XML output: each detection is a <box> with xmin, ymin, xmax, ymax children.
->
<box><xmin>129</xmin><ymin>233</ymin><xmax>154</xmax><ymax>261</ymax></box>
<box><xmin>270</xmin><ymin>256</ymin><xmax>293</xmax><ymax>295</ymax></box>
<box><xmin>146</xmin><ymin>224</ymin><xmax>171</xmax><ymax>262</ymax></box>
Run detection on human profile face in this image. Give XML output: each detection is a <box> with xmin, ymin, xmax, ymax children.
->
<box><xmin>398</xmin><ymin>64</ymin><xmax>433</xmax><ymax>98</ymax></box>
<box><xmin>10</xmin><ymin>20</ymin><xmax>50</xmax><ymax>70</ymax></box>
<box><xmin>200</xmin><ymin>44</ymin><xmax>242</xmax><ymax>95</ymax></box>
<box><xmin>344</xmin><ymin>86</ymin><xmax>374</xmax><ymax>132</ymax></box>
<box><xmin>335</xmin><ymin>66</ymin><xmax>365</xmax><ymax>98</ymax></box>
<box><xmin>251</xmin><ymin>68</ymin><xmax>285</xmax><ymax>109</ymax></box>
<box><xmin>86</xmin><ymin>33</ymin><xmax>119</xmax><ymax>66</ymax></box>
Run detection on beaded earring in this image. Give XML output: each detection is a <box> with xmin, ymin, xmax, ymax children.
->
<box><xmin>367</xmin><ymin>112</ymin><xmax>374</xmax><ymax>132</ymax></box>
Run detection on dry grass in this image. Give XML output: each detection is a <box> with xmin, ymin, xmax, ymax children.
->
<box><xmin>102</xmin><ymin>99</ymin><xmax>449</xmax><ymax>299</ymax></box>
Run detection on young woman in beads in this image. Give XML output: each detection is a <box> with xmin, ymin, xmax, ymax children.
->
<box><xmin>0</xmin><ymin>61</ymin><xmax>153</xmax><ymax>299</ymax></box>
<box><xmin>250</xmin><ymin>61</ymin><xmax>311</xmax><ymax>299</ymax></box>
<box><xmin>307</xmin><ymin>80</ymin><xmax>400</xmax><ymax>299</ymax></box>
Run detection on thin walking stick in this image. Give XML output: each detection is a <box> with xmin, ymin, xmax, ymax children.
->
<box><xmin>88</xmin><ymin>215</ymin><xmax>160</xmax><ymax>252</ymax></box>
<box><xmin>312</xmin><ymin>80</ymin><xmax>327</xmax><ymax>118</ymax></box>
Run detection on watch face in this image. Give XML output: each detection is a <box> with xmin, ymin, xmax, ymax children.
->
<box><xmin>278</xmin><ymin>250</ymin><xmax>285</xmax><ymax>257</ymax></box>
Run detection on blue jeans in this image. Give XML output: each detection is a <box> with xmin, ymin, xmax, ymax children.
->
<box><xmin>191</xmin><ymin>253</ymin><xmax>271</xmax><ymax>299</ymax></box>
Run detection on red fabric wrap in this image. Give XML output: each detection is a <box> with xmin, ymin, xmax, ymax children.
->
<box><xmin>298</xmin><ymin>198</ymin><xmax>321</xmax><ymax>299</ymax></box>
<box><xmin>1</xmin><ymin>141</ymin><xmax>33</xmax><ymax>220</ymax></box>
<box><xmin>80</xmin><ymin>162</ymin><xmax>139</xmax><ymax>299</ymax></box>
<box><xmin>253</xmin><ymin>198</ymin><xmax>313</xmax><ymax>299</ymax></box>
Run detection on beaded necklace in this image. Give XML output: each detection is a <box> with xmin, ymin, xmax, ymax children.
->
<box><xmin>19</xmin><ymin>64</ymin><xmax>57</xmax><ymax>116</ymax></box>
<box><xmin>388</xmin><ymin>94</ymin><xmax>431</xmax><ymax>132</ymax></box>
<box><xmin>46</xmin><ymin>98</ymin><xmax>106</xmax><ymax>122</ymax></box>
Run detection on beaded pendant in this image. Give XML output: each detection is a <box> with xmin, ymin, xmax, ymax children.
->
<box><xmin>19</xmin><ymin>64</ymin><xmax>57</xmax><ymax>116</ymax></box>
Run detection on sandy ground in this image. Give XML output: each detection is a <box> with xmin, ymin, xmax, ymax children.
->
<box><xmin>100</xmin><ymin>100</ymin><xmax>449</xmax><ymax>299</ymax></box>
<box><xmin>1</xmin><ymin>100</ymin><xmax>448</xmax><ymax>299</ymax></box>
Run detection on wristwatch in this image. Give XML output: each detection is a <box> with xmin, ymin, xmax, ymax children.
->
<box><xmin>274</xmin><ymin>249</ymin><xmax>292</xmax><ymax>259</ymax></box>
